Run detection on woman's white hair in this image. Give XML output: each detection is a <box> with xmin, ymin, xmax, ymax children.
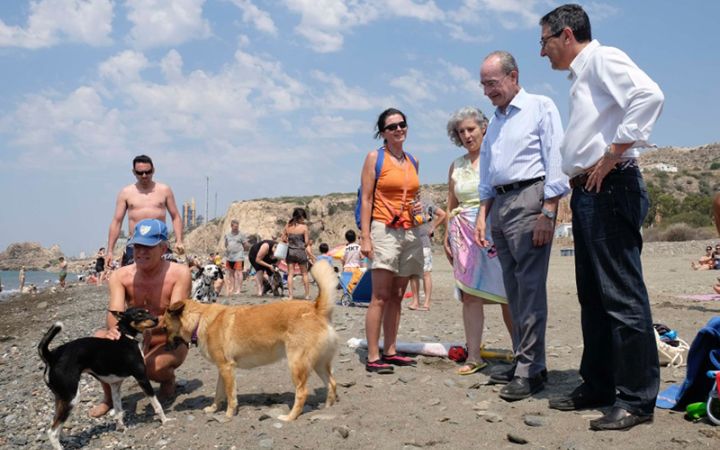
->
<box><xmin>446</xmin><ymin>107</ymin><xmax>489</xmax><ymax>147</ymax></box>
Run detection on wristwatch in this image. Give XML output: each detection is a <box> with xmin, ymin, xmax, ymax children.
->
<box><xmin>541</xmin><ymin>207</ymin><xmax>556</xmax><ymax>220</ymax></box>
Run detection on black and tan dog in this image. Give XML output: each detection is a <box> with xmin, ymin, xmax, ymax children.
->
<box><xmin>164</xmin><ymin>260</ymin><xmax>338</xmax><ymax>421</ymax></box>
<box><xmin>38</xmin><ymin>307</ymin><xmax>169</xmax><ymax>450</ymax></box>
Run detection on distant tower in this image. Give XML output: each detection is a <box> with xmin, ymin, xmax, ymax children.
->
<box><xmin>191</xmin><ymin>198</ymin><xmax>197</xmax><ymax>227</ymax></box>
<box><xmin>182</xmin><ymin>201</ymin><xmax>190</xmax><ymax>229</ymax></box>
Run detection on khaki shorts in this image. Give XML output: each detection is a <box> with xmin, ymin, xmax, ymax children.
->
<box><xmin>370</xmin><ymin>221</ymin><xmax>423</xmax><ymax>277</ymax></box>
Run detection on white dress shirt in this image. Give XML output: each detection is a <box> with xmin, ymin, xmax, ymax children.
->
<box><xmin>478</xmin><ymin>88</ymin><xmax>569</xmax><ymax>202</ymax></box>
<box><xmin>561</xmin><ymin>40</ymin><xmax>664</xmax><ymax>177</ymax></box>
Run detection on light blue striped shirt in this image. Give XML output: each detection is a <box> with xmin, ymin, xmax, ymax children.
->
<box><xmin>478</xmin><ymin>88</ymin><xmax>569</xmax><ymax>201</ymax></box>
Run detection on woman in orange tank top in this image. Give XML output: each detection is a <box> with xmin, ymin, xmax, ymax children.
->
<box><xmin>359</xmin><ymin>108</ymin><xmax>425</xmax><ymax>374</ymax></box>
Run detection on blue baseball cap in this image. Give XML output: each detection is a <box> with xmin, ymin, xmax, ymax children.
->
<box><xmin>128</xmin><ymin>219</ymin><xmax>168</xmax><ymax>247</ymax></box>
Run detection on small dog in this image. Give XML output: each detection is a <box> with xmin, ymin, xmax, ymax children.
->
<box><xmin>164</xmin><ymin>260</ymin><xmax>338</xmax><ymax>421</ymax></box>
<box><xmin>191</xmin><ymin>264</ymin><xmax>222</xmax><ymax>303</ymax></box>
<box><xmin>38</xmin><ymin>307</ymin><xmax>169</xmax><ymax>450</ymax></box>
<box><xmin>263</xmin><ymin>267</ymin><xmax>284</xmax><ymax>297</ymax></box>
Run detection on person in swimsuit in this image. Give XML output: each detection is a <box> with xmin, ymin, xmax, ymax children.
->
<box><xmin>95</xmin><ymin>247</ymin><xmax>106</xmax><ymax>286</ymax></box>
<box><xmin>58</xmin><ymin>257</ymin><xmax>68</xmax><ymax>288</ymax></box>
<box><xmin>282</xmin><ymin>208</ymin><xmax>311</xmax><ymax>300</ymax></box>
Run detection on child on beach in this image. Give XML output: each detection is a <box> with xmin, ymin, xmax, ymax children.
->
<box><xmin>316</xmin><ymin>243</ymin><xmax>334</xmax><ymax>266</ymax></box>
<box><xmin>342</xmin><ymin>230</ymin><xmax>363</xmax><ymax>293</ymax></box>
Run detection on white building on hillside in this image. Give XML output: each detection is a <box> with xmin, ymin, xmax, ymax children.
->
<box><xmin>641</xmin><ymin>163</ymin><xmax>678</xmax><ymax>173</ymax></box>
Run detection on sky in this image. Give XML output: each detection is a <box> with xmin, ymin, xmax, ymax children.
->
<box><xmin>1</xmin><ymin>0</ymin><xmax>719</xmax><ymax>257</ymax></box>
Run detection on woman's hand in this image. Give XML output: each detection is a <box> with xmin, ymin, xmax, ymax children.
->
<box><xmin>360</xmin><ymin>236</ymin><xmax>374</xmax><ymax>260</ymax></box>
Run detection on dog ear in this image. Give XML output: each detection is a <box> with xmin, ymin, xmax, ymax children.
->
<box><xmin>167</xmin><ymin>301</ymin><xmax>186</xmax><ymax>316</ymax></box>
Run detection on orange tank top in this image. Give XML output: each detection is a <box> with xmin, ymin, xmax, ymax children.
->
<box><xmin>372</xmin><ymin>149</ymin><xmax>420</xmax><ymax>229</ymax></box>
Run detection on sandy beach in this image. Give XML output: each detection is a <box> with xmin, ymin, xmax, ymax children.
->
<box><xmin>1</xmin><ymin>241</ymin><xmax>720</xmax><ymax>449</ymax></box>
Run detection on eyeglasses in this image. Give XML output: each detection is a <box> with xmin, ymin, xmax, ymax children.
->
<box><xmin>540</xmin><ymin>29</ymin><xmax>564</xmax><ymax>49</ymax></box>
<box><xmin>480</xmin><ymin>74</ymin><xmax>508</xmax><ymax>89</ymax></box>
<box><xmin>384</xmin><ymin>121</ymin><xmax>407</xmax><ymax>132</ymax></box>
<box><xmin>134</xmin><ymin>169</ymin><xmax>154</xmax><ymax>176</ymax></box>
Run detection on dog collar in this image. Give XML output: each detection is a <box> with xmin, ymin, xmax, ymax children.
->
<box><xmin>191</xmin><ymin>324</ymin><xmax>199</xmax><ymax>347</ymax></box>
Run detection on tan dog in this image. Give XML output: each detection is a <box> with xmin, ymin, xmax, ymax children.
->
<box><xmin>164</xmin><ymin>260</ymin><xmax>338</xmax><ymax>421</ymax></box>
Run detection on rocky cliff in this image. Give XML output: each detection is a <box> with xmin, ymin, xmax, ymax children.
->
<box><xmin>0</xmin><ymin>242</ymin><xmax>64</xmax><ymax>271</ymax></box>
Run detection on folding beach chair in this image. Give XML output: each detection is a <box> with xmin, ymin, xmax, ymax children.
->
<box><xmin>338</xmin><ymin>270</ymin><xmax>372</xmax><ymax>306</ymax></box>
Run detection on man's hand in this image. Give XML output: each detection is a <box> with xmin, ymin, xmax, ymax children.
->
<box><xmin>585</xmin><ymin>153</ymin><xmax>619</xmax><ymax>193</ymax></box>
<box><xmin>532</xmin><ymin>215</ymin><xmax>555</xmax><ymax>247</ymax></box>
<box><xmin>474</xmin><ymin>218</ymin><xmax>489</xmax><ymax>248</ymax></box>
<box><xmin>105</xmin><ymin>326</ymin><xmax>121</xmax><ymax>340</ymax></box>
<box><xmin>105</xmin><ymin>251</ymin><xmax>114</xmax><ymax>270</ymax></box>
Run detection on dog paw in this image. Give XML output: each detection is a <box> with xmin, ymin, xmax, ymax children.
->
<box><xmin>278</xmin><ymin>414</ymin><xmax>296</xmax><ymax>422</ymax></box>
<box><xmin>203</xmin><ymin>405</ymin><xmax>218</xmax><ymax>414</ymax></box>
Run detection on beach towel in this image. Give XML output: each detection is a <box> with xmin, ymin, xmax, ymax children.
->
<box><xmin>675</xmin><ymin>294</ymin><xmax>720</xmax><ymax>302</ymax></box>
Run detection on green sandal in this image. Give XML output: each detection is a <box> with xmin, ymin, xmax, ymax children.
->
<box><xmin>457</xmin><ymin>361</ymin><xmax>488</xmax><ymax>376</ymax></box>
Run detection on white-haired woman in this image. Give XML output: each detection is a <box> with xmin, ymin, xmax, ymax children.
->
<box><xmin>444</xmin><ymin>106</ymin><xmax>513</xmax><ymax>375</ymax></box>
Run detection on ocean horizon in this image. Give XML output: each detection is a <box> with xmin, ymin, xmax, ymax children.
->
<box><xmin>0</xmin><ymin>270</ymin><xmax>76</xmax><ymax>300</ymax></box>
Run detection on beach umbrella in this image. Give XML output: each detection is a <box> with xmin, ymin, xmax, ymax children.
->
<box><xmin>329</xmin><ymin>244</ymin><xmax>345</xmax><ymax>260</ymax></box>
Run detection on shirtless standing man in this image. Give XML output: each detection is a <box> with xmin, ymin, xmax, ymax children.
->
<box><xmin>107</xmin><ymin>155</ymin><xmax>185</xmax><ymax>267</ymax></box>
<box><xmin>91</xmin><ymin>219</ymin><xmax>192</xmax><ymax>417</ymax></box>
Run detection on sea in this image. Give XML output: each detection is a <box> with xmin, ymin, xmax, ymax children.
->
<box><xmin>0</xmin><ymin>270</ymin><xmax>77</xmax><ymax>300</ymax></box>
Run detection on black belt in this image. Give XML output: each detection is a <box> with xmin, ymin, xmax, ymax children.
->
<box><xmin>494</xmin><ymin>176</ymin><xmax>544</xmax><ymax>195</ymax></box>
<box><xmin>569</xmin><ymin>159</ymin><xmax>639</xmax><ymax>190</ymax></box>
<box><xmin>569</xmin><ymin>172</ymin><xmax>588</xmax><ymax>189</ymax></box>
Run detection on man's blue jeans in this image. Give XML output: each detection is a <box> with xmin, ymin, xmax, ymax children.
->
<box><xmin>571</xmin><ymin>166</ymin><xmax>659</xmax><ymax>416</ymax></box>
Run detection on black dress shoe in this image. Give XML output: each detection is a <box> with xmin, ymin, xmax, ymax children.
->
<box><xmin>589</xmin><ymin>407</ymin><xmax>653</xmax><ymax>431</ymax></box>
<box><xmin>489</xmin><ymin>364</ymin><xmax>547</xmax><ymax>385</ymax></box>
<box><xmin>499</xmin><ymin>375</ymin><xmax>545</xmax><ymax>401</ymax></box>
<box><xmin>548</xmin><ymin>384</ymin><xmax>614</xmax><ymax>411</ymax></box>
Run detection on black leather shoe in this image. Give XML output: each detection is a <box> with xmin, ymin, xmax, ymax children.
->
<box><xmin>548</xmin><ymin>384</ymin><xmax>615</xmax><ymax>411</ymax></box>
<box><xmin>589</xmin><ymin>407</ymin><xmax>653</xmax><ymax>431</ymax></box>
<box><xmin>499</xmin><ymin>375</ymin><xmax>545</xmax><ymax>401</ymax></box>
<box><xmin>489</xmin><ymin>364</ymin><xmax>547</xmax><ymax>385</ymax></box>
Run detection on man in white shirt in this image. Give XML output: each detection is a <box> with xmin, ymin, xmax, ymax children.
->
<box><xmin>474</xmin><ymin>51</ymin><xmax>568</xmax><ymax>402</ymax></box>
<box><xmin>540</xmin><ymin>4</ymin><xmax>664</xmax><ymax>431</ymax></box>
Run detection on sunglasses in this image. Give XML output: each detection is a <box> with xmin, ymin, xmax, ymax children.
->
<box><xmin>384</xmin><ymin>121</ymin><xmax>407</xmax><ymax>132</ymax></box>
<box><xmin>134</xmin><ymin>169</ymin><xmax>154</xmax><ymax>176</ymax></box>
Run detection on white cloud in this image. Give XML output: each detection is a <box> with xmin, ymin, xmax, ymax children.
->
<box><xmin>98</xmin><ymin>50</ymin><xmax>149</xmax><ymax>85</ymax></box>
<box><xmin>0</xmin><ymin>0</ymin><xmax>113</xmax><ymax>49</ymax></box>
<box><xmin>298</xmin><ymin>115</ymin><xmax>368</xmax><ymax>140</ymax></box>
<box><xmin>385</xmin><ymin>0</ymin><xmax>444</xmax><ymax>21</ymax></box>
<box><xmin>389</xmin><ymin>69</ymin><xmax>437</xmax><ymax>105</ymax></box>
<box><xmin>229</xmin><ymin>0</ymin><xmax>277</xmax><ymax>35</ymax></box>
<box><xmin>125</xmin><ymin>0</ymin><xmax>211</xmax><ymax>49</ymax></box>
<box><xmin>284</xmin><ymin>0</ymin><xmax>378</xmax><ymax>53</ymax></box>
<box><xmin>310</xmin><ymin>71</ymin><xmax>381</xmax><ymax>111</ymax></box>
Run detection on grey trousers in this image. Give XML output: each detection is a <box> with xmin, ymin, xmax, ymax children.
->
<box><xmin>490</xmin><ymin>181</ymin><xmax>552</xmax><ymax>378</ymax></box>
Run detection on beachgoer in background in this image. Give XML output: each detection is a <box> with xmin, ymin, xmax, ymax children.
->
<box><xmin>444</xmin><ymin>106</ymin><xmax>513</xmax><ymax>376</ymax></box>
<box><xmin>223</xmin><ymin>219</ymin><xmax>247</xmax><ymax>295</ymax></box>
<box><xmin>541</xmin><ymin>4</ymin><xmax>663</xmax><ymax>430</ymax></box>
<box><xmin>90</xmin><ymin>219</ymin><xmax>191</xmax><ymax>418</ymax></box>
<box><xmin>475</xmin><ymin>51</ymin><xmax>568</xmax><ymax>401</ymax></box>
<box><xmin>283</xmin><ymin>208</ymin><xmax>311</xmax><ymax>300</ymax></box>
<box><xmin>713</xmin><ymin>243</ymin><xmax>720</xmax><ymax>270</ymax></box>
<box><xmin>58</xmin><ymin>257</ymin><xmax>68</xmax><ymax>288</ymax></box>
<box><xmin>691</xmin><ymin>245</ymin><xmax>714</xmax><ymax>270</ymax></box>
<box><xmin>360</xmin><ymin>107</ymin><xmax>424</xmax><ymax>374</ymax></box>
<box><xmin>342</xmin><ymin>230</ymin><xmax>363</xmax><ymax>293</ymax></box>
<box><xmin>107</xmin><ymin>154</ymin><xmax>184</xmax><ymax>267</ymax></box>
<box><xmin>248</xmin><ymin>239</ymin><xmax>279</xmax><ymax>296</ymax></box>
<box><xmin>95</xmin><ymin>247</ymin><xmax>106</xmax><ymax>286</ymax></box>
<box><xmin>306</xmin><ymin>238</ymin><xmax>317</xmax><ymax>266</ymax></box>
<box><xmin>316</xmin><ymin>243</ymin><xmax>334</xmax><ymax>266</ymax></box>
<box><xmin>19</xmin><ymin>266</ymin><xmax>26</xmax><ymax>293</ymax></box>
<box><xmin>407</xmin><ymin>206</ymin><xmax>446</xmax><ymax>311</ymax></box>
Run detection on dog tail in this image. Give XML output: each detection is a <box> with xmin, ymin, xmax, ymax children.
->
<box><xmin>38</xmin><ymin>322</ymin><xmax>63</xmax><ymax>364</ymax></box>
<box><xmin>311</xmin><ymin>260</ymin><xmax>336</xmax><ymax>319</ymax></box>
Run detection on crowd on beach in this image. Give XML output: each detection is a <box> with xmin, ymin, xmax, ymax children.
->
<box><xmin>32</xmin><ymin>3</ymin><xmax>720</xmax><ymax>439</ymax></box>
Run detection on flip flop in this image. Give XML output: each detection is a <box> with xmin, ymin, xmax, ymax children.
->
<box><xmin>457</xmin><ymin>361</ymin><xmax>488</xmax><ymax>376</ymax></box>
<box><xmin>407</xmin><ymin>305</ymin><xmax>418</xmax><ymax>311</ymax></box>
<box><xmin>418</xmin><ymin>306</ymin><xmax>430</xmax><ymax>311</ymax></box>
